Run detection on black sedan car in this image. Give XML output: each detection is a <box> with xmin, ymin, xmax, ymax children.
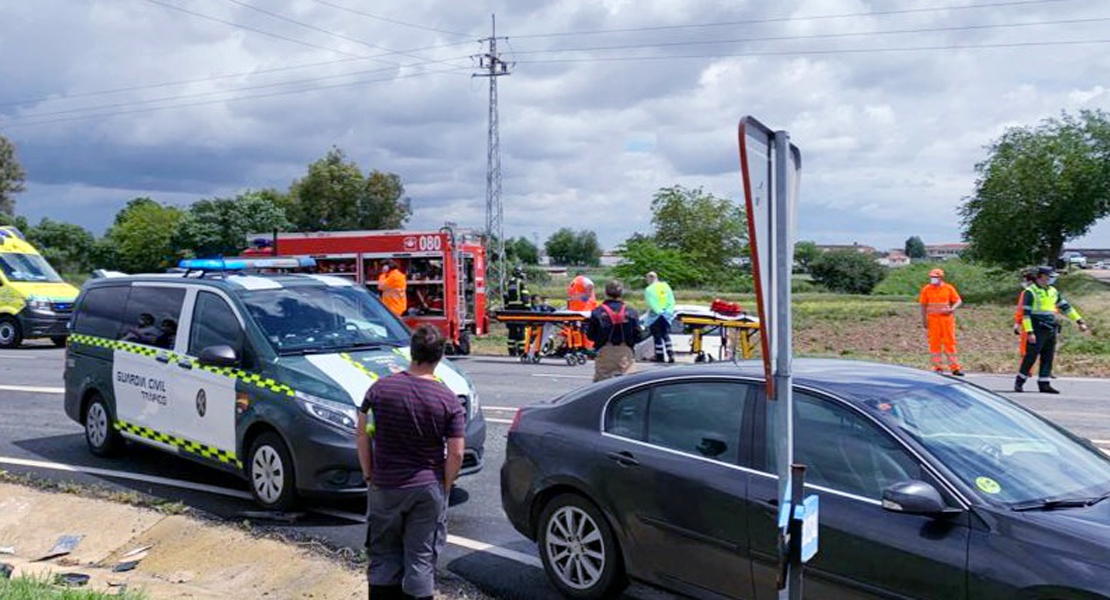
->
<box><xmin>501</xmin><ymin>359</ymin><xmax>1110</xmax><ymax>599</ymax></box>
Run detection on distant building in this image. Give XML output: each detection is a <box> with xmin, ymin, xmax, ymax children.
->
<box><xmin>925</xmin><ymin>243</ymin><xmax>968</xmax><ymax>261</ymax></box>
<box><xmin>599</xmin><ymin>252</ymin><xmax>623</xmax><ymax>267</ymax></box>
<box><xmin>815</xmin><ymin>243</ymin><xmax>878</xmax><ymax>255</ymax></box>
<box><xmin>879</xmin><ymin>249</ymin><xmax>911</xmax><ymax>267</ymax></box>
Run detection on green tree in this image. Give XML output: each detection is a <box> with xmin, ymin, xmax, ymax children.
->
<box><xmin>177</xmin><ymin>190</ymin><xmax>290</xmax><ymax>257</ymax></box>
<box><xmin>102</xmin><ymin>198</ymin><xmax>186</xmax><ymax>273</ymax></box>
<box><xmin>904</xmin><ymin>236</ymin><xmax>926</xmax><ymax>260</ymax></box>
<box><xmin>613</xmin><ymin>236</ymin><xmax>705</xmax><ymax>288</ymax></box>
<box><xmin>809</xmin><ymin>249</ymin><xmax>888</xmax><ymax>294</ymax></box>
<box><xmin>0</xmin><ymin>135</ymin><xmax>26</xmax><ymax>217</ymax></box>
<box><xmin>794</xmin><ymin>240</ymin><xmax>820</xmax><ymax>273</ymax></box>
<box><xmin>25</xmin><ymin>218</ymin><xmax>96</xmax><ymax>275</ymax></box>
<box><xmin>285</xmin><ymin>148</ymin><xmax>411</xmax><ymax>231</ymax></box>
<box><xmin>544</xmin><ymin>228</ymin><xmax>600</xmax><ymax>266</ymax></box>
<box><xmin>960</xmin><ymin>110</ymin><xmax>1110</xmax><ymax>268</ymax></box>
<box><xmin>506</xmin><ymin>236</ymin><xmax>539</xmax><ymax>265</ymax></box>
<box><xmin>650</xmin><ymin>185</ymin><xmax>747</xmax><ymax>283</ymax></box>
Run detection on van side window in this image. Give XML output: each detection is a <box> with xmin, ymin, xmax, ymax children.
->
<box><xmin>189</xmin><ymin>292</ymin><xmax>243</xmax><ymax>357</ymax></box>
<box><xmin>73</xmin><ymin>286</ymin><xmax>130</xmax><ymax>339</ymax></box>
<box><xmin>118</xmin><ymin>286</ymin><xmax>185</xmax><ymax>349</ymax></box>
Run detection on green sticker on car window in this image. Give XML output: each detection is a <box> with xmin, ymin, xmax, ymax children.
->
<box><xmin>976</xmin><ymin>477</ymin><xmax>1001</xmax><ymax>494</ymax></box>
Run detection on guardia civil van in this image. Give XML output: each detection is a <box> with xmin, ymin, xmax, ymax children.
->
<box><xmin>63</xmin><ymin>258</ymin><xmax>486</xmax><ymax>509</ymax></box>
<box><xmin>0</xmin><ymin>226</ymin><xmax>79</xmax><ymax>348</ymax></box>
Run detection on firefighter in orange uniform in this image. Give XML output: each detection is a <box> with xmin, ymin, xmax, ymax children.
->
<box><xmin>377</xmin><ymin>260</ymin><xmax>408</xmax><ymax>317</ymax></box>
<box><xmin>566</xmin><ymin>272</ymin><xmax>598</xmax><ymax>351</ymax></box>
<box><xmin>918</xmin><ymin>268</ymin><xmax>964</xmax><ymax>376</ymax></box>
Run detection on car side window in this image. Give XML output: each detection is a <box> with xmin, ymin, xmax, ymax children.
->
<box><xmin>605</xmin><ymin>388</ymin><xmax>650</xmax><ymax>441</ymax></box>
<box><xmin>189</xmin><ymin>292</ymin><xmax>244</xmax><ymax>357</ymax></box>
<box><xmin>73</xmin><ymin>286</ymin><xmax>130</xmax><ymax>339</ymax></box>
<box><xmin>117</xmin><ymin>286</ymin><xmax>185</xmax><ymax>350</ymax></box>
<box><xmin>647</xmin><ymin>382</ymin><xmax>746</xmax><ymax>464</ymax></box>
<box><xmin>767</xmin><ymin>392</ymin><xmax>921</xmax><ymax>499</ymax></box>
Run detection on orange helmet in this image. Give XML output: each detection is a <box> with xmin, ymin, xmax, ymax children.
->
<box><xmin>929</xmin><ymin>268</ymin><xmax>944</xmax><ymax>278</ymax></box>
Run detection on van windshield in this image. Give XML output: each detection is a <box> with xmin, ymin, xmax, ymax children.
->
<box><xmin>239</xmin><ymin>284</ymin><xmax>409</xmax><ymax>355</ymax></box>
<box><xmin>0</xmin><ymin>253</ymin><xmax>64</xmax><ymax>283</ymax></box>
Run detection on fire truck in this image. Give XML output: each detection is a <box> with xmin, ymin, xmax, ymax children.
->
<box><xmin>244</xmin><ymin>228</ymin><xmax>487</xmax><ymax>354</ymax></box>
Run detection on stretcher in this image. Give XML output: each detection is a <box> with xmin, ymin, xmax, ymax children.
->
<box><xmin>492</xmin><ymin>310</ymin><xmax>592</xmax><ymax>365</ymax></box>
<box><xmin>673</xmin><ymin>309</ymin><xmax>760</xmax><ymax>362</ymax></box>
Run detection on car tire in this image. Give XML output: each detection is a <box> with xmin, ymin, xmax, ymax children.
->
<box><xmin>247</xmin><ymin>431</ymin><xmax>298</xmax><ymax>511</ymax></box>
<box><xmin>51</xmin><ymin>335</ymin><xmax>67</xmax><ymax>347</ymax></box>
<box><xmin>537</xmin><ymin>493</ymin><xmax>627</xmax><ymax>599</ymax></box>
<box><xmin>0</xmin><ymin>315</ymin><xmax>23</xmax><ymax>349</ymax></box>
<box><xmin>85</xmin><ymin>393</ymin><xmax>122</xmax><ymax>457</ymax></box>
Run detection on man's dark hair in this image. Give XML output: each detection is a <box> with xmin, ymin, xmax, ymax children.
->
<box><xmin>605</xmin><ymin>280</ymin><xmax>623</xmax><ymax>299</ymax></box>
<box><xmin>410</xmin><ymin>324</ymin><xmax>446</xmax><ymax>364</ymax></box>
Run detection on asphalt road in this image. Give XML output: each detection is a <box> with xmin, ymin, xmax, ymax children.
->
<box><xmin>1</xmin><ymin>344</ymin><xmax>1108</xmax><ymax>599</ymax></box>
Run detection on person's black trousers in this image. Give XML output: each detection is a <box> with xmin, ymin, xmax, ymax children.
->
<box><xmin>1018</xmin><ymin>323</ymin><xmax>1057</xmax><ymax>381</ymax></box>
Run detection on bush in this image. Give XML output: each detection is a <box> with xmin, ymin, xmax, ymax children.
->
<box><xmin>809</xmin><ymin>250</ymin><xmax>888</xmax><ymax>294</ymax></box>
<box><xmin>872</xmin><ymin>260</ymin><xmax>1018</xmax><ymax>303</ymax></box>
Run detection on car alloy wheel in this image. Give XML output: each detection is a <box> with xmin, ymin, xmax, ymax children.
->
<box><xmin>84</xmin><ymin>394</ymin><xmax>121</xmax><ymax>456</ymax></box>
<box><xmin>538</xmin><ymin>494</ymin><xmax>626</xmax><ymax>599</ymax></box>
<box><xmin>248</xmin><ymin>432</ymin><xmax>297</xmax><ymax>510</ymax></box>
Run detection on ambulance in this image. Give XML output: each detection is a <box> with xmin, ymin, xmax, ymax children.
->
<box><xmin>0</xmin><ymin>226</ymin><xmax>79</xmax><ymax>348</ymax></box>
<box><xmin>63</xmin><ymin>258</ymin><xmax>486</xmax><ymax>509</ymax></box>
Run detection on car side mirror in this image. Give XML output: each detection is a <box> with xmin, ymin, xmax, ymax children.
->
<box><xmin>198</xmin><ymin>345</ymin><xmax>239</xmax><ymax>367</ymax></box>
<box><xmin>882</xmin><ymin>480</ymin><xmax>955</xmax><ymax>516</ymax></box>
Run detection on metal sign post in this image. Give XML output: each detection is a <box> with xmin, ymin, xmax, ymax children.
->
<box><xmin>739</xmin><ymin>116</ymin><xmax>808</xmax><ymax>600</ymax></box>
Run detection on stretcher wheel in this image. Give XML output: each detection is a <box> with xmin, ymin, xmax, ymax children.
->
<box><xmin>576</xmin><ymin>354</ymin><xmax>588</xmax><ymax>365</ymax></box>
<box><xmin>565</xmin><ymin>354</ymin><xmax>577</xmax><ymax>366</ymax></box>
<box><xmin>531</xmin><ymin>355</ymin><xmax>542</xmax><ymax>364</ymax></box>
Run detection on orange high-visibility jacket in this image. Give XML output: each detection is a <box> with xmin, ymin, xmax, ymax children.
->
<box><xmin>919</xmin><ymin>283</ymin><xmax>961</xmax><ymax>317</ymax></box>
<box><xmin>378</xmin><ymin>269</ymin><xmax>407</xmax><ymax>316</ymax></box>
<box><xmin>567</xmin><ymin>275</ymin><xmax>598</xmax><ymax>312</ymax></box>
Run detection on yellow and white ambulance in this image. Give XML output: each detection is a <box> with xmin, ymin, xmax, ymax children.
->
<box><xmin>0</xmin><ymin>226</ymin><xmax>79</xmax><ymax>348</ymax></box>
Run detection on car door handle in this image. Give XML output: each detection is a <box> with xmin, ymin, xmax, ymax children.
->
<box><xmin>155</xmin><ymin>354</ymin><xmax>170</xmax><ymax>364</ymax></box>
<box><xmin>606</xmin><ymin>451</ymin><xmax>640</xmax><ymax>467</ymax></box>
<box><xmin>177</xmin><ymin>360</ymin><xmax>193</xmax><ymax>370</ymax></box>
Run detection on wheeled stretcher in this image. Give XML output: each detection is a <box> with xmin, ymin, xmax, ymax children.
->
<box><xmin>493</xmin><ymin>310</ymin><xmax>593</xmax><ymax>365</ymax></box>
<box><xmin>674</xmin><ymin>309</ymin><xmax>760</xmax><ymax>362</ymax></box>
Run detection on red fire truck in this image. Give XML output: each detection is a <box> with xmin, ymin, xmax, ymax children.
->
<box><xmin>245</xmin><ymin>228</ymin><xmax>487</xmax><ymax>354</ymax></box>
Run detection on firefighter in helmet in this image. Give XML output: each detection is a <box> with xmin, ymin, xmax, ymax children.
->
<box><xmin>503</xmin><ymin>265</ymin><xmax>531</xmax><ymax>356</ymax></box>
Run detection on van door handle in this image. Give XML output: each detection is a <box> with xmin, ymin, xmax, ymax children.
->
<box><xmin>155</xmin><ymin>354</ymin><xmax>170</xmax><ymax>364</ymax></box>
<box><xmin>606</xmin><ymin>451</ymin><xmax>640</xmax><ymax>467</ymax></box>
<box><xmin>177</xmin><ymin>360</ymin><xmax>193</xmax><ymax>370</ymax></box>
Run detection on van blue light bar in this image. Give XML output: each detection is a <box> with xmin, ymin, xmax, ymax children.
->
<box><xmin>178</xmin><ymin>257</ymin><xmax>316</xmax><ymax>271</ymax></box>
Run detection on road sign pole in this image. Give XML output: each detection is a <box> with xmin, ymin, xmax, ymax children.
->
<box><xmin>774</xmin><ymin>130</ymin><xmax>798</xmax><ymax>600</ymax></box>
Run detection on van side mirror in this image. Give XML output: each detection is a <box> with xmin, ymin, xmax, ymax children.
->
<box><xmin>882</xmin><ymin>480</ymin><xmax>957</xmax><ymax>516</ymax></box>
<box><xmin>198</xmin><ymin>345</ymin><xmax>239</xmax><ymax>367</ymax></box>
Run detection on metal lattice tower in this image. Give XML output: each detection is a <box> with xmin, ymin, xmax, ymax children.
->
<box><xmin>475</xmin><ymin>14</ymin><xmax>510</xmax><ymax>305</ymax></box>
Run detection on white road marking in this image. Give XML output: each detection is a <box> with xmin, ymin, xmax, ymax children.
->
<box><xmin>0</xmin><ymin>355</ymin><xmax>46</xmax><ymax>360</ymax></box>
<box><xmin>0</xmin><ymin>456</ymin><xmax>253</xmax><ymax>500</ymax></box>
<box><xmin>486</xmin><ymin>418</ymin><xmax>513</xmax><ymax>425</ymax></box>
<box><xmin>482</xmin><ymin>405</ymin><xmax>519</xmax><ymax>412</ymax></box>
<box><xmin>529</xmin><ymin>373</ymin><xmax>592</xmax><ymax>379</ymax></box>
<box><xmin>0</xmin><ymin>384</ymin><xmax>64</xmax><ymax>394</ymax></box>
<box><xmin>1</xmin><ymin>455</ymin><xmax>545</xmax><ymax>570</ymax></box>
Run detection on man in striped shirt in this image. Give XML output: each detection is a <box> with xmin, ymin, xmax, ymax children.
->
<box><xmin>356</xmin><ymin>325</ymin><xmax>466</xmax><ymax>600</ymax></box>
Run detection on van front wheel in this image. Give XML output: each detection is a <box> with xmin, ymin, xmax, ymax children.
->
<box><xmin>247</xmin><ymin>432</ymin><xmax>298</xmax><ymax>511</ymax></box>
<box><xmin>0</xmin><ymin>316</ymin><xmax>22</xmax><ymax>349</ymax></box>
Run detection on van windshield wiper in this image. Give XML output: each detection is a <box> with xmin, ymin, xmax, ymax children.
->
<box><xmin>1011</xmin><ymin>496</ymin><xmax>1102</xmax><ymax>511</ymax></box>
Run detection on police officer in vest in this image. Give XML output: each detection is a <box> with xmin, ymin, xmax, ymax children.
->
<box><xmin>586</xmin><ymin>280</ymin><xmax>643</xmax><ymax>382</ymax></box>
<box><xmin>503</xmin><ymin>266</ymin><xmax>531</xmax><ymax>356</ymax></box>
<box><xmin>1015</xmin><ymin>266</ymin><xmax>1089</xmax><ymax>393</ymax></box>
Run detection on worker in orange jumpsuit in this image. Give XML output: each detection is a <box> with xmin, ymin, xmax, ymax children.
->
<box><xmin>377</xmin><ymin>259</ymin><xmax>407</xmax><ymax>317</ymax></box>
<box><xmin>566</xmin><ymin>272</ymin><xmax>598</xmax><ymax>351</ymax></box>
<box><xmin>918</xmin><ymin>268</ymin><xmax>963</xmax><ymax>376</ymax></box>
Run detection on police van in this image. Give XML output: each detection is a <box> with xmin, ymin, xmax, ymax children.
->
<box><xmin>63</xmin><ymin>258</ymin><xmax>486</xmax><ymax>509</ymax></box>
<box><xmin>0</xmin><ymin>226</ymin><xmax>79</xmax><ymax>348</ymax></box>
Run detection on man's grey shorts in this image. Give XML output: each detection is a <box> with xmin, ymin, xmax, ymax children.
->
<box><xmin>366</xmin><ymin>483</ymin><xmax>448</xmax><ymax>597</ymax></box>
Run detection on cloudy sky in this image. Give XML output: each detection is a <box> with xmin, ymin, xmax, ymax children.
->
<box><xmin>2</xmin><ymin>0</ymin><xmax>1109</xmax><ymax>253</ymax></box>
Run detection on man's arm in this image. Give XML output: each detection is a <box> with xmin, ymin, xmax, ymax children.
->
<box><xmin>920</xmin><ymin>304</ymin><xmax>928</xmax><ymax>329</ymax></box>
<box><xmin>444</xmin><ymin>437</ymin><xmax>464</xmax><ymax>492</ymax></box>
<box><xmin>355</xmin><ymin>412</ymin><xmax>373</xmax><ymax>484</ymax></box>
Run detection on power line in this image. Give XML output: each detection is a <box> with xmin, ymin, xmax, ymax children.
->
<box><xmin>0</xmin><ymin>39</ymin><xmax>476</xmax><ymax>109</ymax></box>
<box><xmin>511</xmin><ymin>0</ymin><xmax>1075</xmax><ymax>39</ymax></box>
<box><xmin>139</xmin><ymin>0</ymin><xmax>367</xmax><ymax>58</ymax></box>
<box><xmin>514</xmin><ymin>37</ymin><xmax>1110</xmax><ymax>65</ymax></box>
<box><xmin>2</xmin><ymin>65</ymin><xmax>471</xmax><ymax>129</ymax></box>
<box><xmin>507</xmin><ymin>15</ymin><xmax>1110</xmax><ymax>56</ymax></box>
<box><xmin>309</xmin><ymin>0</ymin><xmax>473</xmax><ymax>38</ymax></box>
<box><xmin>216</xmin><ymin>0</ymin><xmax>464</xmax><ymax>68</ymax></box>
<box><xmin>2</xmin><ymin>56</ymin><xmax>472</xmax><ymax>123</ymax></box>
